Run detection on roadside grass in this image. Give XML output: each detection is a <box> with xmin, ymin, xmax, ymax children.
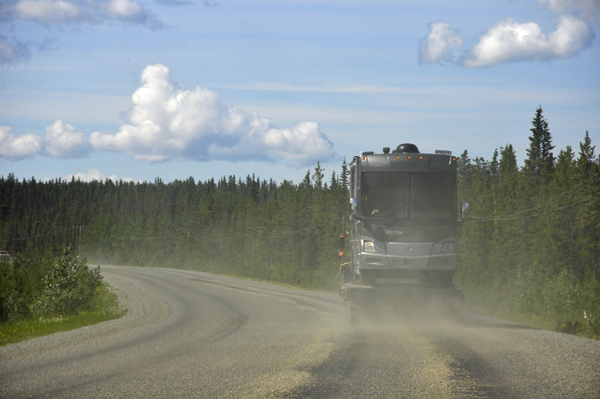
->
<box><xmin>465</xmin><ymin>294</ymin><xmax>600</xmax><ymax>341</ymax></box>
<box><xmin>469</xmin><ymin>305</ymin><xmax>552</xmax><ymax>330</ymax></box>
<box><xmin>0</xmin><ymin>283</ymin><xmax>126</xmax><ymax>346</ymax></box>
<box><xmin>456</xmin><ymin>268</ymin><xmax>600</xmax><ymax>341</ymax></box>
<box><xmin>473</xmin><ymin>307</ymin><xmax>600</xmax><ymax>341</ymax></box>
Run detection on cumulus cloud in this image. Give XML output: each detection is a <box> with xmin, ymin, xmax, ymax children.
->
<box><xmin>538</xmin><ymin>0</ymin><xmax>600</xmax><ymax>21</ymax></box>
<box><xmin>0</xmin><ymin>126</ymin><xmax>43</xmax><ymax>160</ymax></box>
<box><xmin>418</xmin><ymin>22</ymin><xmax>462</xmax><ymax>64</ymax></box>
<box><xmin>462</xmin><ymin>16</ymin><xmax>595</xmax><ymax>68</ymax></box>
<box><xmin>64</xmin><ymin>168</ymin><xmax>136</xmax><ymax>182</ymax></box>
<box><xmin>90</xmin><ymin>64</ymin><xmax>335</xmax><ymax>167</ymax></box>
<box><xmin>1</xmin><ymin>65</ymin><xmax>335</xmax><ymax>167</ymax></box>
<box><xmin>44</xmin><ymin>120</ymin><xmax>92</xmax><ymax>158</ymax></box>
<box><xmin>2</xmin><ymin>0</ymin><xmax>163</xmax><ymax>29</ymax></box>
<box><xmin>0</xmin><ymin>35</ymin><xmax>32</xmax><ymax>65</ymax></box>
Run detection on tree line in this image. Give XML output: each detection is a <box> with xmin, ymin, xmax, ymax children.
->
<box><xmin>456</xmin><ymin>107</ymin><xmax>599</xmax><ymax>335</ymax></box>
<box><xmin>1</xmin><ymin>162</ymin><xmax>350</xmax><ymax>291</ymax></box>
<box><xmin>1</xmin><ymin>106</ymin><xmax>599</xmax><ymax>335</ymax></box>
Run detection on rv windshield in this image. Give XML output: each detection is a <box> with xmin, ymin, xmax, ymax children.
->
<box><xmin>361</xmin><ymin>172</ymin><xmax>456</xmax><ymax>219</ymax></box>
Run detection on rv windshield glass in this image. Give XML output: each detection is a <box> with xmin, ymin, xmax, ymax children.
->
<box><xmin>361</xmin><ymin>172</ymin><xmax>455</xmax><ymax>218</ymax></box>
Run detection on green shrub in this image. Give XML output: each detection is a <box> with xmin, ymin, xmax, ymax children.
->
<box><xmin>462</xmin><ymin>266</ymin><xmax>600</xmax><ymax>339</ymax></box>
<box><xmin>0</xmin><ymin>252</ymin><xmax>47</xmax><ymax>322</ymax></box>
<box><xmin>29</xmin><ymin>247</ymin><xmax>103</xmax><ymax>317</ymax></box>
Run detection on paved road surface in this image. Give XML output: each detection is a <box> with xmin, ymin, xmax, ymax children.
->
<box><xmin>2</xmin><ymin>266</ymin><xmax>599</xmax><ymax>398</ymax></box>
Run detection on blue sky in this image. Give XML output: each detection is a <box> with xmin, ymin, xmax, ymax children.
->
<box><xmin>1</xmin><ymin>0</ymin><xmax>599</xmax><ymax>184</ymax></box>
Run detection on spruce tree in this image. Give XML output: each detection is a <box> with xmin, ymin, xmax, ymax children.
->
<box><xmin>499</xmin><ymin>144</ymin><xmax>518</xmax><ymax>178</ymax></box>
<box><xmin>525</xmin><ymin>106</ymin><xmax>554</xmax><ymax>178</ymax></box>
<box><xmin>577</xmin><ymin>131</ymin><xmax>595</xmax><ymax>179</ymax></box>
<box><xmin>340</xmin><ymin>158</ymin><xmax>349</xmax><ymax>190</ymax></box>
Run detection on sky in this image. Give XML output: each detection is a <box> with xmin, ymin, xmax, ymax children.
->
<box><xmin>1</xmin><ymin>0</ymin><xmax>599</xmax><ymax>184</ymax></box>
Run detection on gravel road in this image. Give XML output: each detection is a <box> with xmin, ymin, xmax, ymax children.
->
<box><xmin>1</xmin><ymin>265</ymin><xmax>599</xmax><ymax>398</ymax></box>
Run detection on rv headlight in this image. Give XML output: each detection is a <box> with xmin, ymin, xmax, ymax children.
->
<box><xmin>441</xmin><ymin>242</ymin><xmax>454</xmax><ymax>253</ymax></box>
<box><xmin>363</xmin><ymin>240</ymin><xmax>376</xmax><ymax>253</ymax></box>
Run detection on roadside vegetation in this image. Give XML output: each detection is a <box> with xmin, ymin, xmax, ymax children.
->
<box><xmin>456</xmin><ymin>107</ymin><xmax>600</xmax><ymax>339</ymax></box>
<box><xmin>1</xmin><ymin>106</ymin><xmax>598</xmax><ymax>339</ymax></box>
<box><xmin>0</xmin><ymin>161</ymin><xmax>349</xmax><ymax>293</ymax></box>
<box><xmin>0</xmin><ymin>247</ymin><xmax>126</xmax><ymax>345</ymax></box>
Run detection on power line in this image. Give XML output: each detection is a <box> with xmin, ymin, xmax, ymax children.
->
<box><xmin>1</xmin><ymin>215</ymin><xmax>332</xmax><ymax>245</ymax></box>
<box><xmin>469</xmin><ymin>175</ymin><xmax>598</xmax><ymax>222</ymax></box>
<box><xmin>111</xmin><ymin>232</ymin><xmax>186</xmax><ymax>240</ymax></box>
<box><xmin>0</xmin><ymin>226</ymin><xmax>77</xmax><ymax>243</ymax></box>
<box><xmin>469</xmin><ymin>195</ymin><xmax>595</xmax><ymax>223</ymax></box>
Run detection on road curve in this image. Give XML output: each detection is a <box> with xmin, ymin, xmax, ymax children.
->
<box><xmin>1</xmin><ymin>265</ymin><xmax>599</xmax><ymax>398</ymax></box>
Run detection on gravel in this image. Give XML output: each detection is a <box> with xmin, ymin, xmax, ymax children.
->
<box><xmin>1</xmin><ymin>265</ymin><xmax>599</xmax><ymax>398</ymax></box>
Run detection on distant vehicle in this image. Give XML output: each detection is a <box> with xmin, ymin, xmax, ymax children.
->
<box><xmin>0</xmin><ymin>251</ymin><xmax>10</xmax><ymax>261</ymax></box>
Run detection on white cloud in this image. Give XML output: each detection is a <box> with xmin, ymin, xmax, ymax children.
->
<box><xmin>64</xmin><ymin>168</ymin><xmax>136</xmax><ymax>183</ymax></box>
<box><xmin>0</xmin><ymin>64</ymin><xmax>335</xmax><ymax>166</ymax></box>
<box><xmin>549</xmin><ymin>15</ymin><xmax>596</xmax><ymax>56</ymax></box>
<box><xmin>155</xmin><ymin>0</ymin><xmax>193</xmax><ymax>6</ymax></box>
<box><xmin>5</xmin><ymin>0</ymin><xmax>164</xmax><ymax>29</ymax></box>
<box><xmin>538</xmin><ymin>0</ymin><xmax>600</xmax><ymax>21</ymax></box>
<box><xmin>43</xmin><ymin>120</ymin><xmax>92</xmax><ymax>158</ymax></box>
<box><xmin>90</xmin><ymin>64</ymin><xmax>335</xmax><ymax>167</ymax></box>
<box><xmin>463</xmin><ymin>16</ymin><xmax>595</xmax><ymax>68</ymax></box>
<box><xmin>0</xmin><ymin>35</ymin><xmax>31</xmax><ymax>65</ymax></box>
<box><xmin>418</xmin><ymin>22</ymin><xmax>463</xmax><ymax>64</ymax></box>
<box><xmin>0</xmin><ymin>126</ymin><xmax>43</xmax><ymax>160</ymax></box>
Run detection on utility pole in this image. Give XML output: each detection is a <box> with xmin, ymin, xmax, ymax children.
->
<box><xmin>186</xmin><ymin>232</ymin><xmax>190</xmax><ymax>264</ymax></box>
<box><xmin>493</xmin><ymin>185</ymin><xmax>498</xmax><ymax>233</ymax></box>
<box><xmin>247</xmin><ymin>225</ymin><xmax>260</xmax><ymax>275</ymax></box>
<box><xmin>339</xmin><ymin>215</ymin><xmax>346</xmax><ymax>265</ymax></box>
<box><xmin>73</xmin><ymin>225</ymin><xmax>84</xmax><ymax>257</ymax></box>
<box><xmin>252</xmin><ymin>229</ymin><xmax>256</xmax><ymax>273</ymax></box>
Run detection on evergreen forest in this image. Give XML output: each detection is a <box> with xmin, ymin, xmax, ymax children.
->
<box><xmin>456</xmin><ymin>108</ymin><xmax>599</xmax><ymax>335</ymax></box>
<box><xmin>1</xmin><ymin>107</ymin><xmax>599</xmax><ymax>336</ymax></box>
<box><xmin>1</xmin><ymin>162</ymin><xmax>349</xmax><ymax>292</ymax></box>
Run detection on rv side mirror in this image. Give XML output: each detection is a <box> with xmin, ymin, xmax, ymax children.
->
<box><xmin>350</xmin><ymin>197</ymin><xmax>357</xmax><ymax>208</ymax></box>
<box><xmin>461</xmin><ymin>202</ymin><xmax>470</xmax><ymax>220</ymax></box>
